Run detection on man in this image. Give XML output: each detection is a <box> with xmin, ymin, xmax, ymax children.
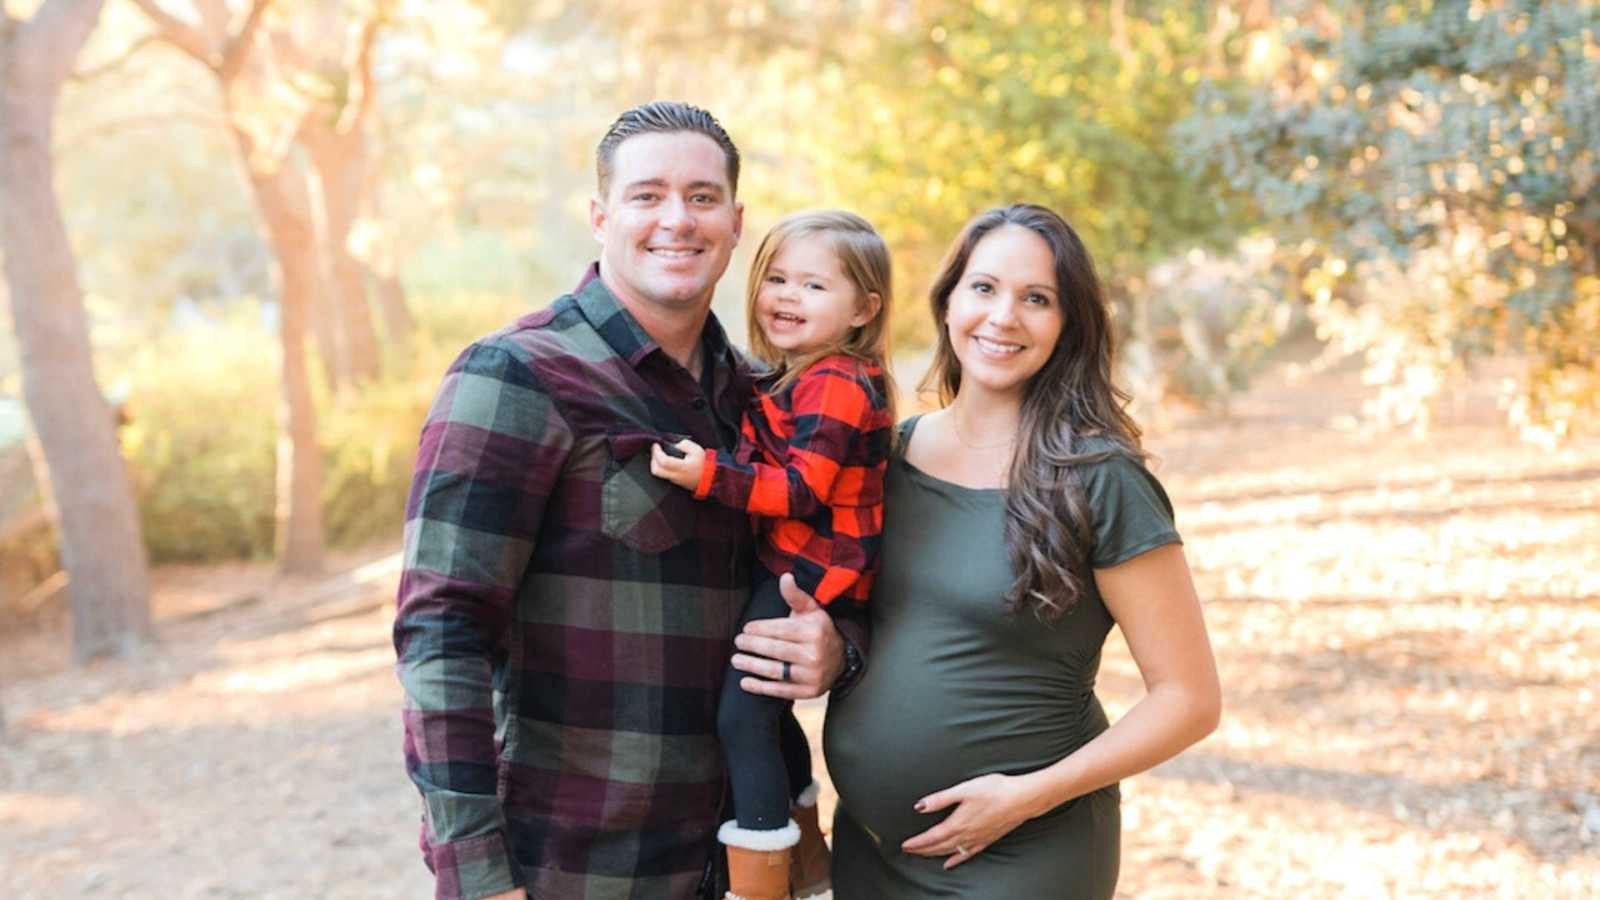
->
<box><xmin>395</xmin><ymin>102</ymin><xmax>866</xmax><ymax>900</ymax></box>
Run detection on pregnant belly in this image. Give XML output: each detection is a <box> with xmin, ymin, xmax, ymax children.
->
<box><xmin>823</xmin><ymin>680</ymin><xmax>1093</xmax><ymax>850</ymax></box>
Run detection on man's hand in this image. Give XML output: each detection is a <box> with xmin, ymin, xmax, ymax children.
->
<box><xmin>650</xmin><ymin>438</ymin><xmax>706</xmax><ymax>490</ymax></box>
<box><xmin>731</xmin><ymin>573</ymin><xmax>845</xmax><ymax>699</ymax></box>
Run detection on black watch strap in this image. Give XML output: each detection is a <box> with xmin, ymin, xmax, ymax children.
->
<box><xmin>835</xmin><ymin>639</ymin><xmax>864</xmax><ymax>693</ymax></box>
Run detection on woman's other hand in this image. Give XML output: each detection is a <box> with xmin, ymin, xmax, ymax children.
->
<box><xmin>900</xmin><ymin>772</ymin><xmax>1044</xmax><ymax>870</ymax></box>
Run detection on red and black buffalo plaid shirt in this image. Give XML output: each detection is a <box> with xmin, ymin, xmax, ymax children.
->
<box><xmin>692</xmin><ymin>354</ymin><xmax>893</xmax><ymax>605</ymax></box>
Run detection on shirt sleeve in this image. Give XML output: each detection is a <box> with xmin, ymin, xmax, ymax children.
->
<box><xmin>394</xmin><ymin>342</ymin><xmax>572</xmax><ymax>900</ymax></box>
<box><xmin>693</xmin><ymin>366</ymin><xmax>879</xmax><ymax>518</ymax></box>
<box><xmin>1081</xmin><ymin>451</ymin><xmax>1183</xmax><ymax>569</ymax></box>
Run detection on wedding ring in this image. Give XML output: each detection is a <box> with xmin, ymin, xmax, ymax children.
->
<box><xmin>956</xmin><ymin>845</ymin><xmax>969</xmax><ymax>856</ymax></box>
<box><xmin>782</xmin><ymin>661</ymin><xmax>792</xmax><ymax>682</ymax></box>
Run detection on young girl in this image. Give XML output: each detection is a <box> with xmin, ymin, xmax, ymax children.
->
<box><xmin>651</xmin><ymin>210</ymin><xmax>896</xmax><ymax>900</ymax></box>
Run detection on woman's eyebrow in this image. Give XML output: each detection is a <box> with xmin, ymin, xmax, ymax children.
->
<box><xmin>967</xmin><ymin>270</ymin><xmax>1057</xmax><ymax>294</ymax></box>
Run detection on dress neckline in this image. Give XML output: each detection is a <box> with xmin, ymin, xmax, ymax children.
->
<box><xmin>896</xmin><ymin>414</ymin><xmax>1005</xmax><ymax>494</ymax></box>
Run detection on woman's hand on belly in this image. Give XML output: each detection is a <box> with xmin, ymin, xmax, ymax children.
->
<box><xmin>900</xmin><ymin>772</ymin><xmax>1046</xmax><ymax>870</ymax></box>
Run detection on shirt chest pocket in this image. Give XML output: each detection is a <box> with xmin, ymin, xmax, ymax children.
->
<box><xmin>601</xmin><ymin>431</ymin><xmax>696</xmax><ymax>554</ymax></box>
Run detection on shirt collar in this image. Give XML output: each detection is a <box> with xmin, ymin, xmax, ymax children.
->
<box><xmin>572</xmin><ymin>262</ymin><xmax>742</xmax><ymax>377</ymax></box>
<box><xmin>573</xmin><ymin>263</ymin><xmax>659</xmax><ymax>368</ymax></box>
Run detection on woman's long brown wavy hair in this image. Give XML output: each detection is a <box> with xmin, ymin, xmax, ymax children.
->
<box><xmin>921</xmin><ymin>204</ymin><xmax>1144</xmax><ymax>623</ymax></box>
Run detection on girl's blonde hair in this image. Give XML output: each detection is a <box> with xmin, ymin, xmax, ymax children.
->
<box><xmin>745</xmin><ymin>210</ymin><xmax>896</xmax><ymax>415</ymax></box>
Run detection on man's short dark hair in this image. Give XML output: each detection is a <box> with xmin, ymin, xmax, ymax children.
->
<box><xmin>596</xmin><ymin>101</ymin><xmax>741</xmax><ymax>198</ymax></box>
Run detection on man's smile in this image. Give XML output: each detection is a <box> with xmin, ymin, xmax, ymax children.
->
<box><xmin>648</xmin><ymin>246</ymin><xmax>704</xmax><ymax>258</ymax></box>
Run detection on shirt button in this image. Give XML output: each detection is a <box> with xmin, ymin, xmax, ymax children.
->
<box><xmin>691</xmin><ymin>397</ymin><xmax>707</xmax><ymax>409</ymax></box>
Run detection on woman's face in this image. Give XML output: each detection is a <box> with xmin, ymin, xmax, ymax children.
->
<box><xmin>944</xmin><ymin>224</ymin><xmax>1065</xmax><ymax>400</ymax></box>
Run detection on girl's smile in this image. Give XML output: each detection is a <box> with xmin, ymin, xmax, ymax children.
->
<box><xmin>756</xmin><ymin>238</ymin><xmax>877</xmax><ymax>360</ymax></box>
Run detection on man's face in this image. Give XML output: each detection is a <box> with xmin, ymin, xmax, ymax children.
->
<box><xmin>591</xmin><ymin>131</ymin><xmax>743</xmax><ymax>317</ymax></box>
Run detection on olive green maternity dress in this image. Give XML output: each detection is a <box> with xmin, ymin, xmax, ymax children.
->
<box><xmin>824</xmin><ymin>416</ymin><xmax>1182</xmax><ymax>899</ymax></box>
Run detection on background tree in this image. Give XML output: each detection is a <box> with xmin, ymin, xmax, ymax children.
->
<box><xmin>1183</xmin><ymin>0</ymin><xmax>1600</xmax><ymax>438</ymax></box>
<box><xmin>292</xmin><ymin>5</ymin><xmax>387</xmax><ymax>389</ymax></box>
<box><xmin>1</xmin><ymin>0</ymin><xmax>152</xmax><ymax>660</ymax></box>
<box><xmin>131</xmin><ymin>0</ymin><xmax>330</xmax><ymax>571</ymax></box>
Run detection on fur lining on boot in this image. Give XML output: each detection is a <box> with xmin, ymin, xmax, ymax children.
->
<box><xmin>793</xmin><ymin>780</ymin><xmax>820</xmax><ymax>809</ymax></box>
<box><xmin>719</xmin><ymin>819</ymin><xmax>801</xmax><ymax>851</ymax></box>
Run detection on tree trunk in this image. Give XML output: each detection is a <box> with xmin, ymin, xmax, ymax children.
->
<box><xmin>359</xmin><ymin>131</ymin><xmax>414</xmax><ymax>347</ymax></box>
<box><xmin>0</xmin><ymin>0</ymin><xmax>153</xmax><ymax>662</ymax></box>
<box><xmin>369</xmin><ymin>263</ymin><xmax>413</xmax><ymax>346</ymax></box>
<box><xmin>129</xmin><ymin>0</ymin><xmax>328</xmax><ymax>574</ymax></box>
<box><xmin>303</xmin><ymin>117</ymin><xmax>381</xmax><ymax>385</ymax></box>
<box><xmin>308</xmin><ymin>241</ymin><xmax>347</xmax><ymax>394</ymax></box>
<box><xmin>229</xmin><ymin>121</ymin><xmax>326</xmax><ymax>574</ymax></box>
<box><xmin>304</xmin><ymin>157</ymin><xmax>350</xmax><ymax>394</ymax></box>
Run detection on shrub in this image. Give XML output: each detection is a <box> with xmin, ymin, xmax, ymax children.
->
<box><xmin>119</xmin><ymin>306</ymin><xmax>278</xmax><ymax>561</ymax></box>
<box><xmin>118</xmin><ymin>293</ymin><xmax>538</xmax><ymax>564</ymax></box>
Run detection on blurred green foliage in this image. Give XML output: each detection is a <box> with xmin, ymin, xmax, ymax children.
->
<box><xmin>1182</xmin><ymin>0</ymin><xmax>1600</xmax><ymax>437</ymax></box>
<box><xmin>119</xmin><ymin>306</ymin><xmax>278</xmax><ymax>561</ymax></box>
<box><xmin>826</xmin><ymin>3</ymin><xmax>1232</xmax><ymax>286</ymax></box>
<box><xmin>116</xmin><ymin>292</ymin><xmax>530</xmax><ymax>562</ymax></box>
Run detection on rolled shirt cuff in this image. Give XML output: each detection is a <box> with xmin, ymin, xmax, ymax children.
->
<box><xmin>427</xmin><ymin>830</ymin><xmax>521</xmax><ymax>900</ymax></box>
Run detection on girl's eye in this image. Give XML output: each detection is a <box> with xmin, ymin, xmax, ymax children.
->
<box><xmin>805</xmin><ymin>282</ymin><xmax>825</xmax><ymax>291</ymax></box>
<box><xmin>1026</xmin><ymin>293</ymin><xmax>1052</xmax><ymax>306</ymax></box>
<box><xmin>766</xmin><ymin>275</ymin><xmax>785</xmax><ymax>285</ymax></box>
<box><xmin>969</xmin><ymin>280</ymin><xmax>993</xmax><ymax>293</ymax></box>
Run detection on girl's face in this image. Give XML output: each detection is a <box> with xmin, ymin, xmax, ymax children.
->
<box><xmin>755</xmin><ymin>236</ymin><xmax>879</xmax><ymax>360</ymax></box>
<box><xmin>945</xmin><ymin>225</ymin><xmax>1065</xmax><ymax>400</ymax></box>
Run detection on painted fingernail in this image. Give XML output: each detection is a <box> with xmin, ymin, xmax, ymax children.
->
<box><xmin>913</xmin><ymin>801</ymin><xmax>926</xmax><ymax>812</ymax></box>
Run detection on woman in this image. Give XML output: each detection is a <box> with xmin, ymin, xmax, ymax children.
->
<box><xmin>822</xmin><ymin>204</ymin><xmax>1221</xmax><ymax>898</ymax></box>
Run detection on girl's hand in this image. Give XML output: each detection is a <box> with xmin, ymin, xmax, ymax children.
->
<box><xmin>900</xmin><ymin>773</ymin><xmax>1042</xmax><ymax>870</ymax></box>
<box><xmin>650</xmin><ymin>439</ymin><xmax>705</xmax><ymax>490</ymax></box>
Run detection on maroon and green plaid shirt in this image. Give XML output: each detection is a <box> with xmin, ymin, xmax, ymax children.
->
<box><xmin>395</xmin><ymin>268</ymin><xmax>865</xmax><ymax>900</ymax></box>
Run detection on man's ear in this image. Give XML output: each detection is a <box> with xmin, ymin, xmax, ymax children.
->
<box><xmin>851</xmin><ymin>291</ymin><xmax>882</xmax><ymax>328</ymax></box>
<box><xmin>732</xmin><ymin>199</ymin><xmax>745</xmax><ymax>246</ymax></box>
<box><xmin>589</xmin><ymin>195</ymin><xmax>607</xmax><ymax>245</ymax></box>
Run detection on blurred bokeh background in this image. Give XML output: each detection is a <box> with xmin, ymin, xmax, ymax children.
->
<box><xmin>1</xmin><ymin>0</ymin><xmax>1596</xmax><ymax>896</ymax></box>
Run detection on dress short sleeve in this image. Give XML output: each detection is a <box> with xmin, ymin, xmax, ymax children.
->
<box><xmin>1079</xmin><ymin>450</ymin><xmax>1183</xmax><ymax>569</ymax></box>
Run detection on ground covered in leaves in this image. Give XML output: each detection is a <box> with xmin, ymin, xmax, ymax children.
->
<box><xmin>2</xmin><ymin>361</ymin><xmax>1596</xmax><ymax>898</ymax></box>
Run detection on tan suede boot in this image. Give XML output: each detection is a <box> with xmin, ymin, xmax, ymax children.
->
<box><xmin>790</xmin><ymin>783</ymin><xmax>831</xmax><ymax>899</ymax></box>
<box><xmin>724</xmin><ymin>845</ymin><xmax>792</xmax><ymax>900</ymax></box>
<box><xmin>721</xmin><ymin>820</ymin><xmax>798</xmax><ymax>900</ymax></box>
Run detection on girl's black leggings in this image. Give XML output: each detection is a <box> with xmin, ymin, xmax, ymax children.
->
<box><xmin>717</xmin><ymin>566</ymin><xmax>815</xmax><ymax>830</ymax></box>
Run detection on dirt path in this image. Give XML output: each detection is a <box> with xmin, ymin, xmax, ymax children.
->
<box><xmin>3</xmin><ymin>361</ymin><xmax>1597</xmax><ymax>898</ymax></box>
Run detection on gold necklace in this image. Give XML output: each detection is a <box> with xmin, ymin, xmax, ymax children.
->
<box><xmin>950</xmin><ymin>407</ymin><xmax>1018</xmax><ymax>451</ymax></box>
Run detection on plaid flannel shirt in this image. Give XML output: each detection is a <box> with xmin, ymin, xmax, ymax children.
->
<box><xmin>692</xmin><ymin>356</ymin><xmax>892</xmax><ymax>605</ymax></box>
<box><xmin>395</xmin><ymin>268</ymin><xmax>869</xmax><ymax>900</ymax></box>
